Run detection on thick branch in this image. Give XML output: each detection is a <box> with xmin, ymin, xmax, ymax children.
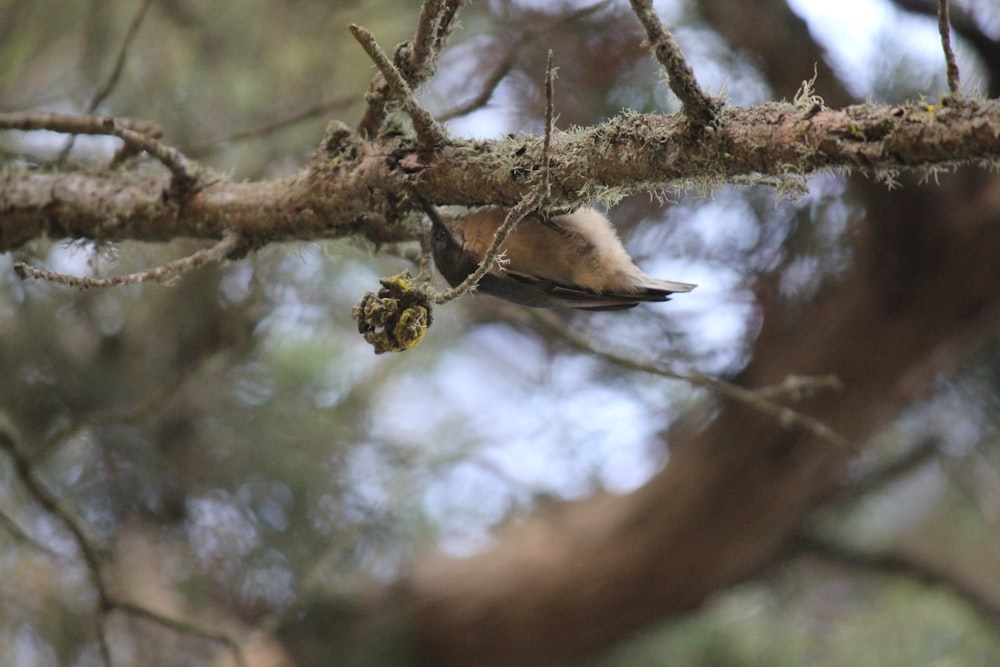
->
<box><xmin>4</xmin><ymin>99</ymin><xmax>1000</xmax><ymax>251</ymax></box>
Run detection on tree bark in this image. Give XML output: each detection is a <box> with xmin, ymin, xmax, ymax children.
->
<box><xmin>5</xmin><ymin>100</ymin><xmax>1000</xmax><ymax>252</ymax></box>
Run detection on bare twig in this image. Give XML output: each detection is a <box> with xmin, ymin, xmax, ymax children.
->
<box><xmin>0</xmin><ymin>507</ymin><xmax>65</xmax><ymax>559</ymax></box>
<box><xmin>58</xmin><ymin>0</ymin><xmax>155</xmax><ymax>163</ymax></box>
<box><xmin>438</xmin><ymin>53</ymin><xmax>515</xmax><ymax>122</ymax></box>
<box><xmin>96</xmin><ymin>617</ymin><xmax>114</xmax><ymax>667</ymax></box>
<box><xmin>2</xmin><ymin>111</ymin><xmax>199</xmax><ymax>187</ymax></box>
<box><xmin>542</xmin><ymin>50</ymin><xmax>557</xmax><ymax>202</ymax></box>
<box><xmin>36</xmin><ymin>362</ymin><xmax>205</xmax><ymax>462</ymax></box>
<box><xmin>439</xmin><ymin>1</ymin><xmax>609</xmax><ymax>122</ymax></box>
<box><xmin>0</xmin><ymin>420</ymin><xmax>247</xmax><ymax>666</ymax></box>
<box><xmin>88</xmin><ymin>0</ymin><xmax>155</xmax><ymax>114</ymax></box>
<box><xmin>0</xmin><ymin>425</ymin><xmax>109</xmax><ymax>602</ymax></box>
<box><xmin>184</xmin><ymin>98</ymin><xmax>353</xmax><ymax>157</ymax></box>
<box><xmin>831</xmin><ymin>436</ymin><xmax>941</xmax><ymax>505</ymax></box>
<box><xmin>430</xmin><ymin>198</ymin><xmax>537</xmax><ymax>304</ymax></box>
<box><xmin>109</xmin><ymin>121</ymin><xmax>200</xmax><ymax>188</ymax></box>
<box><xmin>349</xmin><ymin>23</ymin><xmax>447</xmax><ymax>147</ymax></box>
<box><xmin>937</xmin><ymin>0</ymin><xmax>961</xmax><ymax>95</ymax></box>
<box><xmin>892</xmin><ymin>0</ymin><xmax>1000</xmax><ymax>90</ymax></box>
<box><xmin>111</xmin><ymin>601</ymin><xmax>247</xmax><ymax>667</ymax></box>
<box><xmin>14</xmin><ymin>230</ymin><xmax>242</xmax><ymax>290</ymax></box>
<box><xmin>628</xmin><ymin>0</ymin><xmax>717</xmax><ymax>125</ymax></box>
<box><xmin>798</xmin><ymin>533</ymin><xmax>1000</xmax><ymax>627</ymax></box>
<box><xmin>533</xmin><ymin>313</ymin><xmax>852</xmax><ymax>449</ymax></box>
<box><xmin>0</xmin><ymin>421</ymin><xmax>115</xmax><ymax>665</ymax></box>
<box><xmin>754</xmin><ymin>373</ymin><xmax>844</xmax><ymax>400</ymax></box>
<box><xmin>0</xmin><ymin>111</ymin><xmax>158</xmax><ymax>137</ymax></box>
<box><xmin>417</xmin><ymin>223</ymin><xmax>435</xmax><ymax>286</ymax></box>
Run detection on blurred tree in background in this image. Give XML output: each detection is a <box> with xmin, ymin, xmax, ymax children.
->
<box><xmin>2</xmin><ymin>0</ymin><xmax>1000</xmax><ymax>666</ymax></box>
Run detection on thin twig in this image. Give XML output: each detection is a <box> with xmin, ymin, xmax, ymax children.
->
<box><xmin>0</xmin><ymin>426</ymin><xmax>109</xmax><ymax>604</ymax></box>
<box><xmin>937</xmin><ymin>0</ymin><xmax>961</xmax><ymax>95</ymax></box>
<box><xmin>831</xmin><ymin>436</ymin><xmax>941</xmax><ymax>506</ymax></box>
<box><xmin>36</xmin><ymin>362</ymin><xmax>205</xmax><ymax>462</ymax></box>
<box><xmin>430</xmin><ymin>198</ymin><xmax>537</xmax><ymax>304</ymax></box>
<box><xmin>349</xmin><ymin>23</ymin><xmax>447</xmax><ymax>147</ymax></box>
<box><xmin>1</xmin><ymin>111</ymin><xmax>199</xmax><ymax>187</ymax></box>
<box><xmin>628</xmin><ymin>0</ymin><xmax>717</xmax><ymax>125</ymax></box>
<box><xmin>58</xmin><ymin>0</ymin><xmax>154</xmax><ymax>163</ymax></box>
<box><xmin>184</xmin><ymin>98</ymin><xmax>353</xmax><ymax>158</ymax></box>
<box><xmin>0</xmin><ymin>111</ymin><xmax>158</xmax><ymax>137</ymax></box>
<box><xmin>439</xmin><ymin>1</ymin><xmax>609</xmax><ymax>122</ymax></box>
<box><xmin>88</xmin><ymin>0</ymin><xmax>155</xmax><ymax>115</ymax></box>
<box><xmin>754</xmin><ymin>373</ymin><xmax>844</xmax><ymax>400</ymax></box>
<box><xmin>439</xmin><ymin>53</ymin><xmax>516</xmax><ymax>121</ymax></box>
<box><xmin>96</xmin><ymin>616</ymin><xmax>113</xmax><ymax>666</ymax></box>
<box><xmin>409</xmin><ymin>193</ymin><xmax>441</xmax><ymax>287</ymax></box>
<box><xmin>404</xmin><ymin>0</ymin><xmax>464</xmax><ymax>86</ymax></box>
<box><xmin>0</xmin><ymin>420</ymin><xmax>247</xmax><ymax>666</ymax></box>
<box><xmin>108</xmin><ymin>121</ymin><xmax>199</xmax><ymax>187</ymax></box>
<box><xmin>532</xmin><ymin>313</ymin><xmax>852</xmax><ymax>450</ymax></box>
<box><xmin>0</xmin><ymin>507</ymin><xmax>66</xmax><ymax>559</ymax></box>
<box><xmin>417</xmin><ymin>223</ymin><xmax>435</xmax><ymax>286</ymax></box>
<box><xmin>542</xmin><ymin>50</ymin><xmax>556</xmax><ymax>202</ymax></box>
<box><xmin>111</xmin><ymin>601</ymin><xmax>247</xmax><ymax>667</ymax></box>
<box><xmin>14</xmin><ymin>230</ymin><xmax>242</xmax><ymax>290</ymax></box>
<box><xmin>797</xmin><ymin>533</ymin><xmax>1000</xmax><ymax>627</ymax></box>
<box><xmin>0</xmin><ymin>420</ymin><xmax>115</xmax><ymax>667</ymax></box>
<box><xmin>677</xmin><ymin>373</ymin><xmax>850</xmax><ymax>449</ymax></box>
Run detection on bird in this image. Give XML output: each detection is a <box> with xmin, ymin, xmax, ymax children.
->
<box><xmin>424</xmin><ymin>205</ymin><xmax>696</xmax><ymax>310</ymax></box>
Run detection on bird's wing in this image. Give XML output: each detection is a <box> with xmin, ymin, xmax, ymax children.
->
<box><xmin>500</xmin><ymin>271</ymin><xmax>670</xmax><ymax>310</ymax></box>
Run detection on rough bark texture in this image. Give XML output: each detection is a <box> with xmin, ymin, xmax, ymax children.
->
<box><xmin>5</xmin><ymin>101</ymin><xmax>1000</xmax><ymax>252</ymax></box>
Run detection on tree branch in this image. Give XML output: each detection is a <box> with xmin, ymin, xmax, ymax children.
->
<box><xmin>6</xmin><ymin>99</ymin><xmax>1000</xmax><ymax>252</ymax></box>
<box><xmin>797</xmin><ymin>533</ymin><xmax>1000</xmax><ymax>627</ymax></box>
<box><xmin>58</xmin><ymin>0</ymin><xmax>154</xmax><ymax>164</ymax></box>
<box><xmin>629</xmin><ymin>0</ymin><xmax>718</xmax><ymax>125</ymax></box>
<box><xmin>439</xmin><ymin>1</ymin><xmax>610</xmax><ymax>122</ymax></box>
<box><xmin>349</xmin><ymin>23</ymin><xmax>447</xmax><ymax>148</ymax></box>
<box><xmin>0</xmin><ymin>420</ymin><xmax>247</xmax><ymax>667</ymax></box>
<box><xmin>14</xmin><ymin>230</ymin><xmax>241</xmax><ymax>289</ymax></box>
<box><xmin>2</xmin><ymin>111</ymin><xmax>200</xmax><ymax>188</ymax></box>
<box><xmin>937</xmin><ymin>0</ymin><xmax>962</xmax><ymax>95</ymax></box>
<box><xmin>0</xmin><ymin>111</ymin><xmax>160</xmax><ymax>137</ymax></box>
<box><xmin>830</xmin><ymin>436</ymin><xmax>941</xmax><ymax>506</ymax></box>
<box><xmin>542</xmin><ymin>50</ymin><xmax>556</xmax><ymax>202</ymax></box>
<box><xmin>183</xmin><ymin>98</ymin><xmax>353</xmax><ymax>157</ymax></box>
<box><xmin>533</xmin><ymin>311</ymin><xmax>850</xmax><ymax>449</ymax></box>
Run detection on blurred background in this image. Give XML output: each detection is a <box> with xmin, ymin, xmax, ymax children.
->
<box><xmin>2</xmin><ymin>0</ymin><xmax>1000</xmax><ymax>665</ymax></box>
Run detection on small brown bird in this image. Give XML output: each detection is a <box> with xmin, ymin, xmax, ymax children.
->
<box><xmin>427</xmin><ymin>206</ymin><xmax>696</xmax><ymax>310</ymax></box>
